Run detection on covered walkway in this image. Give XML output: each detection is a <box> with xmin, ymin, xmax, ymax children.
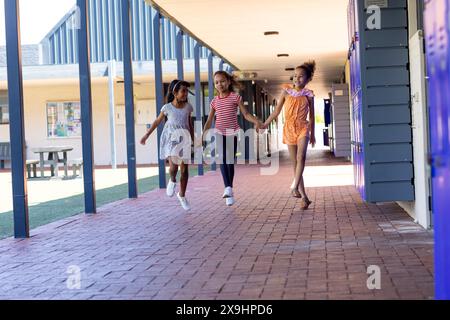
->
<box><xmin>0</xmin><ymin>150</ymin><xmax>434</xmax><ymax>300</ymax></box>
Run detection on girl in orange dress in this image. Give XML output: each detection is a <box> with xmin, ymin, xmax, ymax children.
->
<box><xmin>264</xmin><ymin>61</ymin><xmax>316</xmax><ymax>210</ymax></box>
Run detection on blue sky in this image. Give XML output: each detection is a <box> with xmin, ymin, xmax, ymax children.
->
<box><xmin>0</xmin><ymin>0</ymin><xmax>75</xmax><ymax>45</ymax></box>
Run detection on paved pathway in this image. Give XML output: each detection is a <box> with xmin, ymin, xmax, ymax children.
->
<box><xmin>0</xmin><ymin>150</ymin><xmax>434</xmax><ymax>300</ymax></box>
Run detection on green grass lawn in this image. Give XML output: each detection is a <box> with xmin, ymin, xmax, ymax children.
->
<box><xmin>0</xmin><ymin>165</ymin><xmax>212</xmax><ymax>239</ymax></box>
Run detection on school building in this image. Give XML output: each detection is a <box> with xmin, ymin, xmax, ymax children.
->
<box><xmin>0</xmin><ymin>2</ymin><xmax>280</xmax><ymax>167</ymax></box>
<box><xmin>0</xmin><ymin>0</ymin><xmax>449</xmax><ymax>300</ymax></box>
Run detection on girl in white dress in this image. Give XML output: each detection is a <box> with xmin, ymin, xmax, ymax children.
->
<box><xmin>140</xmin><ymin>80</ymin><xmax>194</xmax><ymax>211</ymax></box>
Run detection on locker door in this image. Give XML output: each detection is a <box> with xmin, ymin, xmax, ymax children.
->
<box><xmin>352</xmin><ymin>98</ymin><xmax>358</xmax><ymax>188</ymax></box>
<box><xmin>424</xmin><ymin>0</ymin><xmax>450</xmax><ymax>300</ymax></box>
<box><xmin>358</xmin><ymin>92</ymin><xmax>366</xmax><ymax>200</ymax></box>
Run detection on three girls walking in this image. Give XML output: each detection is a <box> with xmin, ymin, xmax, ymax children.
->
<box><xmin>141</xmin><ymin>60</ymin><xmax>316</xmax><ymax>211</ymax></box>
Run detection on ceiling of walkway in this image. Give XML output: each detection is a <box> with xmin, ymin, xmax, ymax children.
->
<box><xmin>149</xmin><ymin>0</ymin><xmax>349</xmax><ymax>99</ymax></box>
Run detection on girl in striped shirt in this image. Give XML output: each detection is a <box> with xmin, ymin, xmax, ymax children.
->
<box><xmin>203</xmin><ymin>71</ymin><xmax>263</xmax><ymax>206</ymax></box>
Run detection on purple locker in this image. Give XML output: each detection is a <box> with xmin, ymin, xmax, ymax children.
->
<box><xmin>353</xmin><ymin>0</ymin><xmax>367</xmax><ymax>200</ymax></box>
<box><xmin>352</xmin><ymin>97</ymin><xmax>358</xmax><ymax>186</ymax></box>
<box><xmin>424</xmin><ymin>0</ymin><xmax>450</xmax><ymax>299</ymax></box>
<box><xmin>349</xmin><ymin>0</ymin><xmax>365</xmax><ymax>201</ymax></box>
<box><xmin>358</xmin><ymin>91</ymin><xmax>365</xmax><ymax>200</ymax></box>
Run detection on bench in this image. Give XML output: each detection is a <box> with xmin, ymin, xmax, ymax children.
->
<box><xmin>68</xmin><ymin>158</ymin><xmax>83</xmax><ymax>177</ymax></box>
<box><xmin>0</xmin><ymin>142</ymin><xmax>11</xmax><ymax>169</ymax></box>
<box><xmin>26</xmin><ymin>159</ymin><xmax>39</xmax><ymax>178</ymax></box>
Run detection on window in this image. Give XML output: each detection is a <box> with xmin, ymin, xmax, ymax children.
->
<box><xmin>0</xmin><ymin>105</ymin><xmax>8</xmax><ymax>125</ymax></box>
<box><xmin>47</xmin><ymin>102</ymin><xmax>81</xmax><ymax>138</ymax></box>
<box><xmin>0</xmin><ymin>93</ymin><xmax>8</xmax><ymax>125</ymax></box>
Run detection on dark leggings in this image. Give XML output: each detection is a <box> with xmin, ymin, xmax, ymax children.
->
<box><xmin>217</xmin><ymin>134</ymin><xmax>238</xmax><ymax>188</ymax></box>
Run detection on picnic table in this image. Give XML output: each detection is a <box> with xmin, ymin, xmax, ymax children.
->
<box><xmin>31</xmin><ymin>146</ymin><xmax>74</xmax><ymax>178</ymax></box>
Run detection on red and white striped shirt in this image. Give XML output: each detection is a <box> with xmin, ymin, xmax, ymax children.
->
<box><xmin>210</xmin><ymin>92</ymin><xmax>242</xmax><ymax>136</ymax></box>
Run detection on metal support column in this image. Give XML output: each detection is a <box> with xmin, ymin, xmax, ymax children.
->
<box><xmin>4</xmin><ymin>0</ymin><xmax>29</xmax><ymax>238</ymax></box>
<box><xmin>107</xmin><ymin>60</ymin><xmax>117</xmax><ymax>169</ymax></box>
<box><xmin>245</xmin><ymin>81</ymin><xmax>254</xmax><ymax>162</ymax></box>
<box><xmin>121</xmin><ymin>0</ymin><xmax>137</xmax><ymax>198</ymax></box>
<box><xmin>77</xmin><ymin>0</ymin><xmax>96</xmax><ymax>214</ymax></box>
<box><xmin>194</xmin><ymin>42</ymin><xmax>204</xmax><ymax>175</ymax></box>
<box><xmin>176</xmin><ymin>29</ymin><xmax>184</xmax><ymax>80</ymax></box>
<box><xmin>153</xmin><ymin>10</ymin><xmax>167</xmax><ymax>188</ymax></box>
<box><xmin>207</xmin><ymin>51</ymin><xmax>216</xmax><ymax>171</ymax></box>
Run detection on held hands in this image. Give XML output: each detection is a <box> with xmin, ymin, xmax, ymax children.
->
<box><xmin>262</xmin><ymin>120</ymin><xmax>271</xmax><ymax>131</ymax></box>
<box><xmin>255</xmin><ymin>120</ymin><xmax>268</xmax><ymax>134</ymax></box>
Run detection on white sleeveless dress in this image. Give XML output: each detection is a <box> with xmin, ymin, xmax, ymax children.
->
<box><xmin>159</xmin><ymin>102</ymin><xmax>193</xmax><ymax>161</ymax></box>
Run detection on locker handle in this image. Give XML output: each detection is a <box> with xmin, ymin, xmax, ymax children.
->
<box><xmin>429</xmin><ymin>155</ymin><xmax>448</xmax><ymax>168</ymax></box>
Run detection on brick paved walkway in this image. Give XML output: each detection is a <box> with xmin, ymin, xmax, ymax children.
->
<box><xmin>0</xmin><ymin>150</ymin><xmax>434</xmax><ymax>300</ymax></box>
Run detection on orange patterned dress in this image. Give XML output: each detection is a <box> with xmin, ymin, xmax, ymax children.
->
<box><xmin>282</xmin><ymin>85</ymin><xmax>314</xmax><ymax>145</ymax></box>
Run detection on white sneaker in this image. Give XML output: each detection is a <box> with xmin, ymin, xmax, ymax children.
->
<box><xmin>177</xmin><ymin>193</ymin><xmax>191</xmax><ymax>211</ymax></box>
<box><xmin>222</xmin><ymin>187</ymin><xmax>233</xmax><ymax>198</ymax></box>
<box><xmin>167</xmin><ymin>180</ymin><xmax>176</xmax><ymax>197</ymax></box>
<box><xmin>226</xmin><ymin>197</ymin><xmax>235</xmax><ymax>206</ymax></box>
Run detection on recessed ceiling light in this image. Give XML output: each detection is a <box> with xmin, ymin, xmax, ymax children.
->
<box><xmin>285</xmin><ymin>67</ymin><xmax>295</xmax><ymax>71</ymax></box>
<box><xmin>235</xmin><ymin>71</ymin><xmax>258</xmax><ymax>79</ymax></box>
<box><xmin>264</xmin><ymin>31</ymin><xmax>279</xmax><ymax>36</ymax></box>
<box><xmin>277</xmin><ymin>54</ymin><xmax>289</xmax><ymax>57</ymax></box>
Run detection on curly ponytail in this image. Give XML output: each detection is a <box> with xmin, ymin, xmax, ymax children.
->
<box><xmin>297</xmin><ymin>60</ymin><xmax>316</xmax><ymax>81</ymax></box>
